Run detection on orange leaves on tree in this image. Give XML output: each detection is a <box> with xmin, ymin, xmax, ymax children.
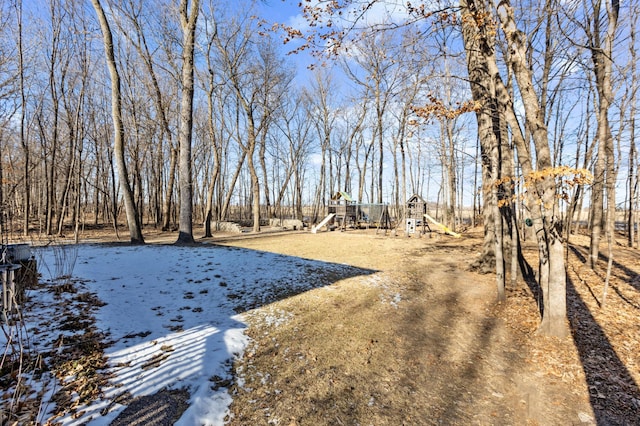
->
<box><xmin>406</xmin><ymin>2</ymin><xmax>435</xmax><ymax>20</ymax></box>
<box><xmin>460</xmin><ymin>10</ymin><xmax>498</xmax><ymax>39</ymax></box>
<box><xmin>495</xmin><ymin>166</ymin><xmax>593</xmax><ymax>208</ymax></box>
<box><xmin>259</xmin><ymin>0</ymin><xmax>349</xmax><ymax>56</ymax></box>
<box><xmin>411</xmin><ymin>94</ymin><xmax>481</xmax><ymax>122</ymax></box>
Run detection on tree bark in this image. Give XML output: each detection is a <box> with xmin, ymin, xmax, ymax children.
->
<box><xmin>16</xmin><ymin>0</ymin><xmax>29</xmax><ymax>237</ymax></box>
<box><xmin>588</xmin><ymin>0</ymin><xmax>618</xmax><ymax>268</ymax></box>
<box><xmin>118</xmin><ymin>4</ymin><xmax>177</xmax><ymax>231</ymax></box>
<box><xmin>247</xmin><ymin>140</ymin><xmax>261</xmax><ymax>232</ymax></box>
<box><xmin>203</xmin><ymin>94</ymin><xmax>221</xmax><ymax>237</ymax></box>
<box><xmin>163</xmin><ymin>146</ymin><xmax>177</xmax><ymax>231</ymax></box>
<box><xmin>175</xmin><ymin>0</ymin><xmax>200</xmax><ymax>244</ymax></box>
<box><xmin>460</xmin><ymin>0</ymin><xmax>498</xmax><ymax>275</ymax></box>
<box><xmin>626</xmin><ymin>9</ymin><xmax>637</xmax><ymax>248</ymax></box>
<box><xmin>91</xmin><ymin>0</ymin><xmax>144</xmax><ymax>244</ymax></box>
<box><xmin>497</xmin><ymin>0</ymin><xmax>567</xmax><ymax>337</ymax></box>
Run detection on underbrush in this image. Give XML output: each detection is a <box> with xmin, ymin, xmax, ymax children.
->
<box><xmin>0</xmin><ymin>242</ymin><xmax>108</xmax><ymax>424</ymax></box>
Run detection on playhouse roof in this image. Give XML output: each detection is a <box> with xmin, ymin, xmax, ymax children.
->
<box><xmin>407</xmin><ymin>194</ymin><xmax>426</xmax><ymax>204</ymax></box>
<box><xmin>331</xmin><ymin>191</ymin><xmax>355</xmax><ymax>202</ymax></box>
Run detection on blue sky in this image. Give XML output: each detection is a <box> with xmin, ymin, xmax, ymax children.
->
<box><xmin>257</xmin><ymin>0</ymin><xmax>301</xmax><ymax>24</ymax></box>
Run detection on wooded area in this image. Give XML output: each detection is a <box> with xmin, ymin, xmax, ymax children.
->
<box><xmin>0</xmin><ymin>0</ymin><xmax>638</xmax><ymax>333</ymax></box>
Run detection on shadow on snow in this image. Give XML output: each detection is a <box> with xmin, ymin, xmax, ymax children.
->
<box><xmin>33</xmin><ymin>242</ymin><xmax>377</xmax><ymax>424</ymax></box>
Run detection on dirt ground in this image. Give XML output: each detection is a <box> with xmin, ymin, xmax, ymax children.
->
<box><xmin>204</xmin><ymin>227</ymin><xmax>639</xmax><ymax>426</ymax></box>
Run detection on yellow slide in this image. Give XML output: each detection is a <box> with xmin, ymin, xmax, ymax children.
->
<box><xmin>423</xmin><ymin>214</ymin><xmax>462</xmax><ymax>238</ymax></box>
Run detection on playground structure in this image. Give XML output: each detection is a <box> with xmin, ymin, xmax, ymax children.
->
<box><xmin>423</xmin><ymin>213</ymin><xmax>462</xmax><ymax>238</ymax></box>
<box><xmin>405</xmin><ymin>194</ymin><xmax>430</xmax><ymax>235</ymax></box>
<box><xmin>311</xmin><ymin>213</ymin><xmax>335</xmax><ymax>233</ymax></box>
<box><xmin>311</xmin><ymin>192</ymin><xmax>462</xmax><ymax>238</ymax></box>
<box><xmin>405</xmin><ymin>194</ymin><xmax>461</xmax><ymax>238</ymax></box>
<box><xmin>312</xmin><ymin>192</ymin><xmax>392</xmax><ymax>233</ymax></box>
<box><xmin>328</xmin><ymin>192</ymin><xmax>358</xmax><ymax>229</ymax></box>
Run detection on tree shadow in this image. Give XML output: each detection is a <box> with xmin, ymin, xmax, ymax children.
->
<box><xmin>505</xmin><ymin>246</ymin><xmax>541</xmax><ymax>315</ymax></box>
<box><xmin>568</xmin><ymin>244</ymin><xmax>640</xmax><ymax>310</ymax></box>
<box><xmin>569</xmin><ymin>243</ymin><xmax>640</xmax><ymax>292</ymax></box>
<box><xmin>566</xmin><ymin>275</ymin><xmax>640</xmax><ymax>424</ymax></box>
<box><xmin>569</xmin><ymin>244</ymin><xmax>587</xmax><ymax>263</ymax></box>
<box><xmin>392</xmin><ymin>262</ymin><xmax>519</xmax><ymax>424</ymax></box>
<box><xmin>32</xmin><ymin>243</ymin><xmax>379</xmax><ymax>424</ymax></box>
<box><xmin>518</xmin><ymin>253</ymin><xmax>542</xmax><ymax>316</ymax></box>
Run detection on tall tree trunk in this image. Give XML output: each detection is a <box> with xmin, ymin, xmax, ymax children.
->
<box><xmin>259</xmin><ymin>131</ymin><xmax>272</xmax><ymax>218</ymax></box>
<box><xmin>46</xmin><ymin>68</ymin><xmax>59</xmax><ymax>235</ymax></box>
<box><xmin>442</xmin><ymin>48</ymin><xmax>457</xmax><ymax>230</ymax></box>
<box><xmin>589</xmin><ymin>123</ymin><xmax>606</xmax><ymax>267</ymax></box>
<box><xmin>16</xmin><ymin>0</ymin><xmax>29</xmax><ymax>237</ymax></box>
<box><xmin>497</xmin><ymin>0</ymin><xmax>567</xmax><ymax>337</ymax></box>
<box><xmin>588</xmin><ymin>0</ymin><xmax>618</xmax><ymax>268</ymax></box>
<box><xmin>247</xmin><ymin>141</ymin><xmax>261</xmax><ymax>232</ymax></box>
<box><xmin>118</xmin><ymin>7</ymin><xmax>176</xmax><ymax>231</ymax></box>
<box><xmin>175</xmin><ymin>0</ymin><xmax>200</xmax><ymax>244</ymax></box>
<box><xmin>162</xmin><ymin>146</ymin><xmax>177</xmax><ymax>231</ymax></box>
<box><xmin>203</xmin><ymin>73</ymin><xmax>221</xmax><ymax>237</ymax></box>
<box><xmin>74</xmin><ymin>140</ymin><xmax>83</xmax><ymax>243</ymax></box>
<box><xmin>203</xmin><ymin>148</ymin><xmax>221</xmax><ymax>236</ymax></box>
<box><xmin>492</xmin><ymin>141</ymin><xmax>506</xmax><ymax>302</ymax></box>
<box><xmin>376</xmin><ymin>93</ymin><xmax>384</xmax><ymax>205</ymax></box>
<box><xmin>630</xmin><ymin>130</ymin><xmax>637</xmax><ymax>247</ymax></box>
<box><xmin>91</xmin><ymin>0</ymin><xmax>144</xmax><ymax>244</ymax></box>
<box><xmin>222</xmin><ymin>144</ymin><xmax>246</xmax><ymax>217</ymax></box>
<box><xmin>107</xmin><ymin>128</ymin><xmax>120</xmax><ymax>237</ymax></box>
<box><xmin>627</xmin><ymin>8</ymin><xmax>637</xmax><ymax>247</ymax></box>
<box><xmin>295</xmin><ymin>162</ymin><xmax>304</xmax><ymax>221</ymax></box>
<box><xmin>460</xmin><ymin>0</ymin><xmax>497</xmax><ymax>274</ymax></box>
<box><xmin>446</xmin><ymin>120</ymin><xmax>457</xmax><ymax>231</ymax></box>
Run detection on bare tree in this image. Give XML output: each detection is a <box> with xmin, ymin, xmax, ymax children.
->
<box><xmin>211</xmin><ymin>13</ymin><xmax>290</xmax><ymax>232</ymax></box>
<box><xmin>459</xmin><ymin>0</ymin><xmax>506</xmax><ymax>298</ymax></box>
<box><xmin>116</xmin><ymin>0</ymin><xmax>178</xmax><ymax>231</ymax></box>
<box><xmin>201</xmin><ymin>25</ymin><xmax>224</xmax><ymax>237</ymax></box>
<box><xmin>307</xmin><ymin>69</ymin><xmax>338</xmax><ymax>221</ymax></box>
<box><xmin>390</xmin><ymin>75</ymin><xmax>422</xmax><ymax>225</ymax></box>
<box><xmin>57</xmin><ymin>1</ymin><xmax>93</xmax><ymax>238</ymax></box>
<box><xmin>273</xmin><ymin>93</ymin><xmax>314</xmax><ymax>220</ymax></box>
<box><xmin>0</xmin><ymin>1</ymin><xmax>18</xmax><ymax>239</ymax></box>
<box><xmin>582</xmin><ymin>0</ymin><xmax>619</xmax><ymax>269</ymax></box>
<box><xmin>175</xmin><ymin>0</ymin><xmax>200</xmax><ymax>244</ymax></box>
<box><xmin>628</xmin><ymin>6</ymin><xmax>638</xmax><ymax>248</ymax></box>
<box><xmin>41</xmin><ymin>0</ymin><xmax>66</xmax><ymax>236</ymax></box>
<box><xmin>211</xmin><ymin>16</ymin><xmax>261</xmax><ymax>231</ymax></box>
<box><xmin>342</xmin><ymin>31</ymin><xmax>402</xmax><ymax>204</ymax></box>
<box><xmin>14</xmin><ymin>0</ymin><xmax>30</xmax><ymax>236</ymax></box>
<box><xmin>495</xmin><ymin>0</ymin><xmax>573</xmax><ymax>335</ymax></box>
<box><xmin>91</xmin><ymin>0</ymin><xmax>144</xmax><ymax>244</ymax></box>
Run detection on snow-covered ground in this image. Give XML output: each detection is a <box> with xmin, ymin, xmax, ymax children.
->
<box><xmin>4</xmin><ymin>242</ymin><xmax>374</xmax><ymax>425</ymax></box>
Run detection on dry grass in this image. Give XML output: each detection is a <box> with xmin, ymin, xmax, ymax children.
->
<box><xmin>221</xmin><ymin>229</ymin><xmax>639</xmax><ymax>425</ymax></box>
